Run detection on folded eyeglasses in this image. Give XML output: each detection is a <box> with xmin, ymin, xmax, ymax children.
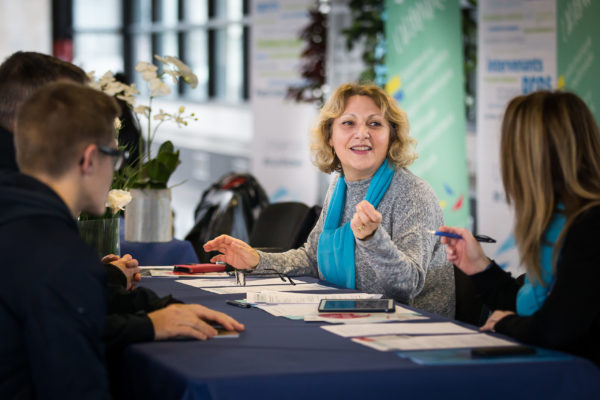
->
<box><xmin>230</xmin><ymin>268</ymin><xmax>296</xmax><ymax>287</ymax></box>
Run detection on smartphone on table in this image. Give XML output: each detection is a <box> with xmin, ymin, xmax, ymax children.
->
<box><xmin>318</xmin><ymin>299</ymin><xmax>394</xmax><ymax>313</ymax></box>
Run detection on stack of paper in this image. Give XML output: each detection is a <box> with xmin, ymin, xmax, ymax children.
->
<box><xmin>320</xmin><ymin>321</ymin><xmax>519</xmax><ymax>351</ymax></box>
<box><xmin>176</xmin><ymin>277</ymin><xmax>335</xmax><ymax>294</ymax></box>
<box><xmin>353</xmin><ymin>333</ymin><xmax>518</xmax><ymax>351</ymax></box>
<box><xmin>246</xmin><ymin>291</ymin><xmax>425</xmax><ymax>323</ymax></box>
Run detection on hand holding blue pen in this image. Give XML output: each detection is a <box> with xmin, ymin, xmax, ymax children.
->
<box><xmin>429</xmin><ymin>230</ymin><xmax>496</xmax><ymax>243</ymax></box>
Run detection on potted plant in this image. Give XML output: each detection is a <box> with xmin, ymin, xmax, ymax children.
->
<box><xmin>89</xmin><ymin>55</ymin><xmax>198</xmax><ymax>242</ymax></box>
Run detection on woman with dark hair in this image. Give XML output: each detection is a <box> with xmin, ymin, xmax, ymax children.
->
<box><xmin>441</xmin><ymin>90</ymin><xmax>600</xmax><ymax>365</ymax></box>
<box><xmin>205</xmin><ymin>83</ymin><xmax>454</xmax><ymax>317</ymax></box>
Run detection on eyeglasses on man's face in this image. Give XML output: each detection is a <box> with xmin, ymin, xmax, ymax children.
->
<box><xmin>98</xmin><ymin>145</ymin><xmax>129</xmax><ymax>171</ymax></box>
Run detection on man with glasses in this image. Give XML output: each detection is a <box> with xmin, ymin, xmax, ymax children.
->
<box><xmin>0</xmin><ymin>60</ymin><xmax>244</xmax><ymax>398</ymax></box>
<box><xmin>0</xmin><ymin>82</ymin><xmax>121</xmax><ymax>398</ymax></box>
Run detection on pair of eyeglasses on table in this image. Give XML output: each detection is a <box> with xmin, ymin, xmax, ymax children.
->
<box><xmin>228</xmin><ymin>268</ymin><xmax>296</xmax><ymax>287</ymax></box>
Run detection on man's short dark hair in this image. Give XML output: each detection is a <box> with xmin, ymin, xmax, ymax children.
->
<box><xmin>15</xmin><ymin>82</ymin><xmax>120</xmax><ymax>177</ymax></box>
<box><xmin>0</xmin><ymin>51</ymin><xmax>89</xmax><ymax>130</ymax></box>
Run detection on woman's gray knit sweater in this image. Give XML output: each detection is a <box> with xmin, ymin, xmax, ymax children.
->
<box><xmin>255</xmin><ymin>167</ymin><xmax>455</xmax><ymax>317</ymax></box>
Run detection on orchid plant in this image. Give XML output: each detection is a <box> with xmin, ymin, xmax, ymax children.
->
<box><xmin>89</xmin><ymin>55</ymin><xmax>199</xmax><ymax>190</ymax></box>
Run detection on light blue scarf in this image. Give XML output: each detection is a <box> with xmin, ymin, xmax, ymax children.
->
<box><xmin>516</xmin><ymin>209</ymin><xmax>566</xmax><ymax>316</ymax></box>
<box><xmin>317</xmin><ymin>159</ymin><xmax>394</xmax><ymax>288</ymax></box>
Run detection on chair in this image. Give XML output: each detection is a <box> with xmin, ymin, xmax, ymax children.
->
<box><xmin>249</xmin><ymin>202</ymin><xmax>321</xmax><ymax>252</ymax></box>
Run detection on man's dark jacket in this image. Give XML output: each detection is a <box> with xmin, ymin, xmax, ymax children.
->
<box><xmin>0</xmin><ymin>125</ymin><xmax>18</xmax><ymax>172</ymax></box>
<box><xmin>0</xmin><ymin>171</ymin><xmax>109</xmax><ymax>399</ymax></box>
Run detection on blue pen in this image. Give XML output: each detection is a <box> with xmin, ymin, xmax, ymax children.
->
<box><xmin>429</xmin><ymin>230</ymin><xmax>496</xmax><ymax>243</ymax></box>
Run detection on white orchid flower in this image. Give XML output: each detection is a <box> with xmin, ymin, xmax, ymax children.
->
<box><xmin>99</xmin><ymin>71</ymin><xmax>115</xmax><ymax>86</ymax></box>
<box><xmin>155</xmin><ymin>55</ymin><xmax>198</xmax><ymax>89</ymax></box>
<box><xmin>153</xmin><ymin>111</ymin><xmax>170</xmax><ymax>121</ymax></box>
<box><xmin>174</xmin><ymin>115</ymin><xmax>188</xmax><ymax>127</ymax></box>
<box><xmin>135</xmin><ymin>61</ymin><xmax>158</xmax><ymax>81</ymax></box>
<box><xmin>149</xmin><ymin>78</ymin><xmax>171</xmax><ymax>97</ymax></box>
<box><xmin>163</xmin><ymin>69</ymin><xmax>179</xmax><ymax>84</ymax></box>
<box><xmin>133</xmin><ymin>105</ymin><xmax>150</xmax><ymax>116</ymax></box>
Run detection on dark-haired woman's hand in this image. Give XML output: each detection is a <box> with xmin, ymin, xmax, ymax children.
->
<box><xmin>438</xmin><ymin>226</ymin><xmax>490</xmax><ymax>275</ymax></box>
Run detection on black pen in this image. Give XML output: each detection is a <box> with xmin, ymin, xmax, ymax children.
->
<box><xmin>429</xmin><ymin>230</ymin><xmax>497</xmax><ymax>243</ymax></box>
<box><xmin>226</xmin><ymin>299</ymin><xmax>251</xmax><ymax>309</ymax></box>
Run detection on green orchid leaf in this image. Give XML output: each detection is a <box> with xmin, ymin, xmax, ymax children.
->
<box><xmin>158</xmin><ymin>140</ymin><xmax>175</xmax><ymax>154</ymax></box>
<box><xmin>155</xmin><ymin>149</ymin><xmax>180</xmax><ymax>172</ymax></box>
<box><xmin>144</xmin><ymin>159</ymin><xmax>171</xmax><ymax>184</ymax></box>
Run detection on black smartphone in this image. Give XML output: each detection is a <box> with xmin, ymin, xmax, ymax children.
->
<box><xmin>318</xmin><ymin>299</ymin><xmax>394</xmax><ymax>313</ymax></box>
<box><xmin>471</xmin><ymin>345</ymin><xmax>536</xmax><ymax>358</ymax></box>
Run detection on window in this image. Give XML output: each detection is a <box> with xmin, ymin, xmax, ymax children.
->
<box><xmin>73</xmin><ymin>0</ymin><xmax>124</xmax><ymax>74</ymax></box>
<box><xmin>72</xmin><ymin>0</ymin><xmax>250</xmax><ymax>102</ymax></box>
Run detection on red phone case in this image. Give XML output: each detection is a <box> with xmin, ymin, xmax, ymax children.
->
<box><xmin>173</xmin><ymin>264</ymin><xmax>226</xmax><ymax>273</ymax></box>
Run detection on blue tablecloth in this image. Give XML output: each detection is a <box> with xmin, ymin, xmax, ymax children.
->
<box><xmin>118</xmin><ymin>216</ymin><xmax>199</xmax><ymax>265</ymax></box>
<box><xmin>119</xmin><ymin>278</ymin><xmax>600</xmax><ymax>400</ymax></box>
<box><xmin>121</xmin><ymin>239</ymin><xmax>199</xmax><ymax>266</ymax></box>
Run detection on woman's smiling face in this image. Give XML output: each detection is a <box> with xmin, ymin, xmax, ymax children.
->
<box><xmin>328</xmin><ymin>95</ymin><xmax>390</xmax><ymax>181</ymax></box>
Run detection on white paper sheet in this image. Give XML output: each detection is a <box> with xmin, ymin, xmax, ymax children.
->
<box><xmin>257</xmin><ymin>303</ymin><xmax>319</xmax><ymax>317</ymax></box>
<box><xmin>246</xmin><ymin>290</ymin><xmax>381</xmax><ymax>304</ymax></box>
<box><xmin>303</xmin><ymin>305</ymin><xmax>427</xmax><ymax>324</ymax></box>
<box><xmin>352</xmin><ymin>333</ymin><xmax>518</xmax><ymax>351</ymax></box>
<box><xmin>321</xmin><ymin>322</ymin><xmax>475</xmax><ymax>338</ymax></box>
<box><xmin>200</xmin><ymin>283</ymin><xmax>330</xmax><ymax>294</ymax></box>
<box><xmin>176</xmin><ymin>277</ymin><xmax>309</xmax><ymax>288</ymax></box>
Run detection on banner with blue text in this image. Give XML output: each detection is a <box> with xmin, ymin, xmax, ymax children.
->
<box><xmin>385</xmin><ymin>0</ymin><xmax>470</xmax><ymax>228</ymax></box>
<box><xmin>477</xmin><ymin>0</ymin><xmax>556</xmax><ymax>275</ymax></box>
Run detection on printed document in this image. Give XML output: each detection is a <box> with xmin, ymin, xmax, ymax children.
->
<box><xmin>177</xmin><ymin>277</ymin><xmax>309</xmax><ymax>288</ymax></box>
<box><xmin>201</xmin><ymin>283</ymin><xmax>331</xmax><ymax>294</ymax></box>
<box><xmin>352</xmin><ymin>333</ymin><xmax>518</xmax><ymax>351</ymax></box>
<box><xmin>246</xmin><ymin>290</ymin><xmax>381</xmax><ymax>304</ymax></box>
<box><xmin>321</xmin><ymin>322</ymin><xmax>475</xmax><ymax>338</ymax></box>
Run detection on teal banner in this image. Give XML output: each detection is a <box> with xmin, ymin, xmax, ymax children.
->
<box><xmin>557</xmin><ymin>0</ymin><xmax>600</xmax><ymax>124</ymax></box>
<box><xmin>385</xmin><ymin>0</ymin><xmax>470</xmax><ymax>227</ymax></box>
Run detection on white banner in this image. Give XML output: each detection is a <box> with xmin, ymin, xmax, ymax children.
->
<box><xmin>477</xmin><ymin>0</ymin><xmax>556</xmax><ymax>275</ymax></box>
<box><xmin>250</xmin><ymin>0</ymin><xmax>319</xmax><ymax>204</ymax></box>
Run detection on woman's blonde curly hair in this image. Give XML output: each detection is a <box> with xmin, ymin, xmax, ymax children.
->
<box><xmin>310</xmin><ymin>82</ymin><xmax>417</xmax><ymax>174</ymax></box>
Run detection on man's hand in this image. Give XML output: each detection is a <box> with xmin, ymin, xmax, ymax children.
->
<box><xmin>148</xmin><ymin>304</ymin><xmax>245</xmax><ymax>340</ymax></box>
<box><xmin>102</xmin><ymin>253</ymin><xmax>141</xmax><ymax>290</ymax></box>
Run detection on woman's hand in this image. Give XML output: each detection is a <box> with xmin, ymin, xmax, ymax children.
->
<box><xmin>480</xmin><ymin>310</ymin><xmax>515</xmax><ymax>332</ymax></box>
<box><xmin>203</xmin><ymin>234</ymin><xmax>260</xmax><ymax>269</ymax></box>
<box><xmin>351</xmin><ymin>200</ymin><xmax>382</xmax><ymax>240</ymax></box>
<box><xmin>438</xmin><ymin>226</ymin><xmax>490</xmax><ymax>275</ymax></box>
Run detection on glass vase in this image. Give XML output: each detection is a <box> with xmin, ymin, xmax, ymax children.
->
<box><xmin>77</xmin><ymin>217</ymin><xmax>120</xmax><ymax>258</ymax></box>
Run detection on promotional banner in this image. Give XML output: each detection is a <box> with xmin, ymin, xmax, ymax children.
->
<box><xmin>385</xmin><ymin>0</ymin><xmax>470</xmax><ymax>228</ymax></box>
<box><xmin>557</xmin><ymin>0</ymin><xmax>600</xmax><ymax>123</ymax></box>
<box><xmin>477</xmin><ymin>0</ymin><xmax>556</xmax><ymax>275</ymax></box>
<box><xmin>251</xmin><ymin>0</ymin><xmax>319</xmax><ymax>204</ymax></box>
